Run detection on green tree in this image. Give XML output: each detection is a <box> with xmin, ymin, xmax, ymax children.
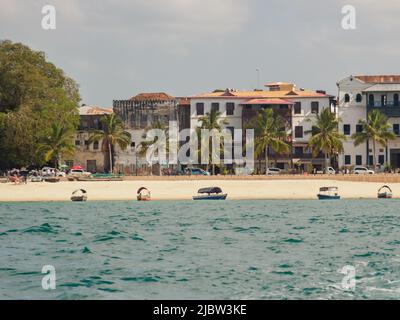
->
<box><xmin>0</xmin><ymin>40</ymin><xmax>80</xmax><ymax>169</ymax></box>
<box><xmin>307</xmin><ymin>107</ymin><xmax>346</xmax><ymax>170</ymax></box>
<box><xmin>37</xmin><ymin>123</ymin><xmax>76</xmax><ymax>170</ymax></box>
<box><xmin>197</xmin><ymin>109</ymin><xmax>228</xmax><ymax>175</ymax></box>
<box><xmin>89</xmin><ymin>114</ymin><xmax>131</xmax><ymax>173</ymax></box>
<box><xmin>351</xmin><ymin>109</ymin><xmax>396</xmax><ymax>168</ymax></box>
<box><xmin>247</xmin><ymin>108</ymin><xmax>289</xmax><ymax>174</ymax></box>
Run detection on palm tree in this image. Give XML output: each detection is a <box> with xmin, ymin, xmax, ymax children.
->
<box><xmin>247</xmin><ymin>108</ymin><xmax>289</xmax><ymax>174</ymax></box>
<box><xmin>89</xmin><ymin>114</ymin><xmax>131</xmax><ymax>173</ymax></box>
<box><xmin>38</xmin><ymin>123</ymin><xmax>75</xmax><ymax>170</ymax></box>
<box><xmin>307</xmin><ymin>107</ymin><xmax>346</xmax><ymax>170</ymax></box>
<box><xmin>351</xmin><ymin>109</ymin><xmax>396</xmax><ymax>168</ymax></box>
<box><xmin>138</xmin><ymin>121</ymin><xmax>168</xmax><ymax>176</ymax></box>
<box><xmin>197</xmin><ymin>109</ymin><xmax>228</xmax><ymax>175</ymax></box>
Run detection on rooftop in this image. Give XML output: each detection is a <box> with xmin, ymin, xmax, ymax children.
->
<box><xmin>130</xmin><ymin>92</ymin><xmax>175</xmax><ymax>101</ymax></box>
<box><xmin>192</xmin><ymin>88</ymin><xmax>330</xmax><ymax>99</ymax></box>
<box><xmin>355</xmin><ymin>75</ymin><xmax>400</xmax><ymax>84</ymax></box>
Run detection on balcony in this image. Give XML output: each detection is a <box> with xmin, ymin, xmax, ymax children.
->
<box><xmin>367</xmin><ymin>102</ymin><xmax>400</xmax><ymax>117</ymax></box>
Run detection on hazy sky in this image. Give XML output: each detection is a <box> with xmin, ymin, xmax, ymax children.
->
<box><xmin>1</xmin><ymin>0</ymin><xmax>400</xmax><ymax>106</ymax></box>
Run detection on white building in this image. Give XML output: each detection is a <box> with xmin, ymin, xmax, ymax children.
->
<box><xmin>191</xmin><ymin>83</ymin><xmax>333</xmax><ymax>173</ymax></box>
<box><xmin>337</xmin><ymin>75</ymin><xmax>400</xmax><ymax>170</ymax></box>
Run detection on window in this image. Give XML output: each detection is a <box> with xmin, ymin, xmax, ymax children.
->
<box><xmin>84</xmin><ymin>140</ymin><xmax>89</xmax><ymax>150</ymax></box>
<box><xmin>294</xmin><ymin>146</ymin><xmax>303</xmax><ymax>156</ymax></box>
<box><xmin>369</xmin><ymin>94</ymin><xmax>375</xmax><ymax>106</ymax></box>
<box><xmin>294</xmin><ymin>126</ymin><xmax>303</xmax><ymax>138</ymax></box>
<box><xmin>344</xmin><ymin>94</ymin><xmax>350</xmax><ymax>103</ymax></box>
<box><xmin>311</xmin><ymin>102</ymin><xmax>319</xmax><ymax>114</ymax></box>
<box><xmin>369</xmin><ymin>155</ymin><xmax>373</xmax><ymax>165</ymax></box>
<box><xmin>356</xmin><ymin>94</ymin><xmax>362</xmax><ymax>103</ymax></box>
<box><xmin>196</xmin><ymin>103</ymin><xmax>204</xmax><ymax>115</ymax></box>
<box><xmin>211</xmin><ymin>103</ymin><xmax>219</xmax><ymax>113</ymax></box>
<box><xmin>394</xmin><ymin>124</ymin><xmax>400</xmax><ymax>136</ymax></box>
<box><xmin>65</xmin><ymin>160</ymin><xmax>74</xmax><ymax>168</ymax></box>
<box><xmin>345</xmin><ymin>155</ymin><xmax>351</xmax><ymax>165</ymax></box>
<box><xmin>356</xmin><ymin>124</ymin><xmax>363</xmax><ymax>133</ymax></box>
<box><xmin>294</xmin><ymin>102</ymin><xmax>301</xmax><ymax>114</ymax></box>
<box><xmin>226</xmin><ymin>103</ymin><xmax>235</xmax><ymax>115</ymax></box>
<box><xmin>379</xmin><ymin>155</ymin><xmax>385</xmax><ymax>165</ymax></box>
<box><xmin>343</xmin><ymin>124</ymin><xmax>351</xmax><ymax>135</ymax></box>
<box><xmin>75</xmin><ymin>140</ymin><xmax>80</xmax><ymax>146</ymax></box>
<box><xmin>356</xmin><ymin>155</ymin><xmax>362</xmax><ymax>166</ymax></box>
<box><xmin>394</xmin><ymin>94</ymin><xmax>399</xmax><ymax>107</ymax></box>
<box><xmin>93</xmin><ymin>141</ymin><xmax>99</xmax><ymax>150</ymax></box>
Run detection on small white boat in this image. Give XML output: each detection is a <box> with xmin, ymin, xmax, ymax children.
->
<box><xmin>193</xmin><ymin>187</ymin><xmax>227</xmax><ymax>200</ymax></box>
<box><xmin>71</xmin><ymin>189</ymin><xmax>87</xmax><ymax>202</ymax></box>
<box><xmin>378</xmin><ymin>185</ymin><xmax>392</xmax><ymax>199</ymax></box>
<box><xmin>317</xmin><ymin>186</ymin><xmax>340</xmax><ymax>200</ymax></box>
<box><xmin>137</xmin><ymin>187</ymin><xmax>151</xmax><ymax>201</ymax></box>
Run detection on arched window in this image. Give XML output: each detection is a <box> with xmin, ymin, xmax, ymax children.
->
<box><xmin>356</xmin><ymin>94</ymin><xmax>362</xmax><ymax>103</ymax></box>
<box><xmin>394</xmin><ymin>94</ymin><xmax>399</xmax><ymax>107</ymax></box>
<box><xmin>369</xmin><ymin>94</ymin><xmax>375</xmax><ymax>106</ymax></box>
<box><xmin>344</xmin><ymin>94</ymin><xmax>350</xmax><ymax>103</ymax></box>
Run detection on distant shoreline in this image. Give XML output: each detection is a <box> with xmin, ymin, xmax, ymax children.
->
<box><xmin>1</xmin><ymin>178</ymin><xmax>399</xmax><ymax>202</ymax></box>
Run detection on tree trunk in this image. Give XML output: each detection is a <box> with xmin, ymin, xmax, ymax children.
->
<box><xmin>212</xmin><ymin>164</ymin><xmax>215</xmax><ymax>175</ymax></box>
<box><xmin>108</xmin><ymin>142</ymin><xmax>113</xmax><ymax>173</ymax></box>
<box><xmin>325</xmin><ymin>153</ymin><xmax>329</xmax><ymax>171</ymax></box>
<box><xmin>265</xmin><ymin>145</ymin><xmax>269</xmax><ymax>175</ymax></box>
<box><xmin>372</xmin><ymin>139</ymin><xmax>376</xmax><ymax>169</ymax></box>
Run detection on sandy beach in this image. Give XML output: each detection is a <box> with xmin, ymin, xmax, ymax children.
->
<box><xmin>0</xmin><ymin>178</ymin><xmax>399</xmax><ymax>201</ymax></box>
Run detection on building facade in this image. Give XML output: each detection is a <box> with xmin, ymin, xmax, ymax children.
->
<box><xmin>191</xmin><ymin>83</ymin><xmax>333</xmax><ymax>173</ymax></box>
<box><xmin>337</xmin><ymin>75</ymin><xmax>400</xmax><ymax>170</ymax></box>
<box><xmin>112</xmin><ymin>93</ymin><xmax>189</xmax><ymax>175</ymax></box>
<box><xmin>66</xmin><ymin>105</ymin><xmax>113</xmax><ymax>173</ymax></box>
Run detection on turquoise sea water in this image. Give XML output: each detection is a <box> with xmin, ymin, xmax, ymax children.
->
<box><xmin>1</xmin><ymin>200</ymin><xmax>400</xmax><ymax>300</ymax></box>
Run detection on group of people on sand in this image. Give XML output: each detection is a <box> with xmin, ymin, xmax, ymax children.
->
<box><xmin>4</xmin><ymin>168</ymin><xmax>30</xmax><ymax>184</ymax></box>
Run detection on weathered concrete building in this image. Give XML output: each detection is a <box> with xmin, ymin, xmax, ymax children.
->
<box><xmin>113</xmin><ymin>93</ymin><xmax>189</xmax><ymax>175</ymax></box>
<box><xmin>66</xmin><ymin>105</ymin><xmax>113</xmax><ymax>173</ymax></box>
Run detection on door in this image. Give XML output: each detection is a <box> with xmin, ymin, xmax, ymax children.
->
<box><xmin>86</xmin><ymin>160</ymin><xmax>97</xmax><ymax>173</ymax></box>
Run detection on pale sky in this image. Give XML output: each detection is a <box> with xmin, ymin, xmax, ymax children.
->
<box><xmin>1</xmin><ymin>0</ymin><xmax>400</xmax><ymax>106</ymax></box>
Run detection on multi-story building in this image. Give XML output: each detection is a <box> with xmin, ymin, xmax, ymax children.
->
<box><xmin>66</xmin><ymin>105</ymin><xmax>113</xmax><ymax>173</ymax></box>
<box><xmin>191</xmin><ymin>82</ymin><xmax>333</xmax><ymax>173</ymax></box>
<box><xmin>337</xmin><ymin>75</ymin><xmax>400</xmax><ymax>170</ymax></box>
<box><xmin>113</xmin><ymin>93</ymin><xmax>190</xmax><ymax>175</ymax></box>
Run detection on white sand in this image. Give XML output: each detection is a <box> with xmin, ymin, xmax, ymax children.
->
<box><xmin>0</xmin><ymin>179</ymin><xmax>398</xmax><ymax>201</ymax></box>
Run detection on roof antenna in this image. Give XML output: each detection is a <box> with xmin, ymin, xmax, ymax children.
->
<box><xmin>256</xmin><ymin>68</ymin><xmax>260</xmax><ymax>90</ymax></box>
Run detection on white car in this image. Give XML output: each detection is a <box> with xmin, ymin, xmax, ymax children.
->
<box><xmin>266</xmin><ymin>168</ymin><xmax>282</xmax><ymax>175</ymax></box>
<box><xmin>353</xmin><ymin>166</ymin><xmax>375</xmax><ymax>175</ymax></box>
<box><xmin>69</xmin><ymin>169</ymin><xmax>91</xmax><ymax>176</ymax></box>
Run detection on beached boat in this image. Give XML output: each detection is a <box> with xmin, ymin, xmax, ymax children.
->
<box><xmin>193</xmin><ymin>187</ymin><xmax>227</xmax><ymax>200</ymax></box>
<box><xmin>317</xmin><ymin>186</ymin><xmax>340</xmax><ymax>200</ymax></box>
<box><xmin>378</xmin><ymin>185</ymin><xmax>392</xmax><ymax>199</ymax></box>
<box><xmin>71</xmin><ymin>189</ymin><xmax>87</xmax><ymax>202</ymax></box>
<box><xmin>137</xmin><ymin>187</ymin><xmax>151</xmax><ymax>201</ymax></box>
<box><xmin>43</xmin><ymin>177</ymin><xmax>60</xmax><ymax>183</ymax></box>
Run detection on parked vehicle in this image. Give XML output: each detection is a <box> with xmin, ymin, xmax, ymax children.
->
<box><xmin>266</xmin><ymin>168</ymin><xmax>281</xmax><ymax>175</ymax></box>
<box><xmin>184</xmin><ymin>168</ymin><xmax>211</xmax><ymax>176</ymax></box>
<box><xmin>353</xmin><ymin>166</ymin><xmax>375</xmax><ymax>175</ymax></box>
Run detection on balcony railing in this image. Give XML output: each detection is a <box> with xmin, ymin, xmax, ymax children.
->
<box><xmin>367</xmin><ymin>102</ymin><xmax>400</xmax><ymax>117</ymax></box>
